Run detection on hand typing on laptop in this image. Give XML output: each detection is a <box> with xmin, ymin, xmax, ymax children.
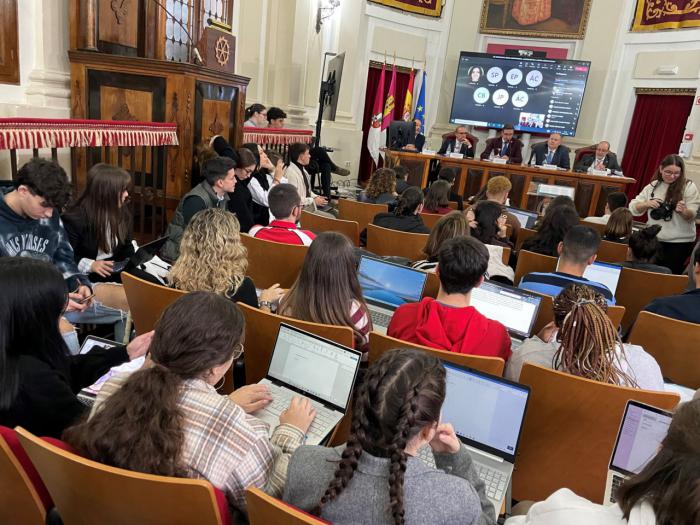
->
<box><xmin>279</xmin><ymin>397</ymin><xmax>317</xmax><ymax>434</ymax></box>
<box><xmin>230</xmin><ymin>385</ymin><xmax>317</xmax><ymax>434</ymax></box>
<box><xmin>229</xmin><ymin>384</ymin><xmax>274</xmax><ymax>413</ymax></box>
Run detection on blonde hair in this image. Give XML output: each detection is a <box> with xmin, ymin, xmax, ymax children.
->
<box><xmin>169</xmin><ymin>208</ymin><xmax>248</xmax><ymax>298</ymax></box>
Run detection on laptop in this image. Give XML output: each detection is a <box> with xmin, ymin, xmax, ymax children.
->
<box><xmin>253</xmin><ymin>323</ymin><xmax>362</xmax><ymax>446</ymax></box>
<box><xmin>583</xmin><ymin>261</ymin><xmax>622</xmax><ymax>295</ymax></box>
<box><xmin>419</xmin><ymin>363</ymin><xmax>530</xmax><ymax>517</ymax></box>
<box><xmin>110</xmin><ymin>235</ymin><xmax>170</xmax><ymax>273</ymax></box>
<box><xmin>506</xmin><ymin>207</ymin><xmax>538</xmax><ymax>229</ymax></box>
<box><xmin>357</xmin><ymin>256</ymin><xmax>428</xmax><ymax>333</ymax></box>
<box><xmin>603</xmin><ymin>401</ymin><xmax>672</xmax><ymax>506</ymax></box>
<box><xmin>469</xmin><ymin>280</ymin><xmax>542</xmax><ymax>348</ymax></box>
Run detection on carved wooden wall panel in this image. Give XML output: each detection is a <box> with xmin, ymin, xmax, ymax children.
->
<box><xmin>97</xmin><ymin>0</ymin><xmax>141</xmax><ymax>55</ymax></box>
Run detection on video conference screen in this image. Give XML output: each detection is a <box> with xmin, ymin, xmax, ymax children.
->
<box><xmin>449</xmin><ymin>52</ymin><xmax>591</xmax><ymax>137</ymax></box>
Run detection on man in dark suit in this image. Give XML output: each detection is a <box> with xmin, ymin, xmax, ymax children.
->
<box><xmin>574</xmin><ymin>141</ymin><xmax>621</xmax><ymax>173</ymax></box>
<box><xmin>438</xmin><ymin>125</ymin><xmax>474</xmax><ymax>158</ymax></box>
<box><xmin>403</xmin><ymin>118</ymin><xmax>425</xmax><ymax>153</ymax></box>
<box><xmin>529</xmin><ymin>133</ymin><xmax>571</xmax><ymax>170</ymax></box>
<box><xmin>479</xmin><ymin>124</ymin><xmax>523</xmax><ymax>164</ymax></box>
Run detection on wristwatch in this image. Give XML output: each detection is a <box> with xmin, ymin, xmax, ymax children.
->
<box><xmin>259</xmin><ymin>300</ymin><xmax>273</xmax><ymax>309</ymax></box>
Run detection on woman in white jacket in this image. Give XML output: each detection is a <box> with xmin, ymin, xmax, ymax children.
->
<box><xmin>629</xmin><ymin>154</ymin><xmax>700</xmax><ymax>274</ymax></box>
<box><xmin>506</xmin><ymin>397</ymin><xmax>700</xmax><ymax>525</ymax></box>
<box><xmin>284</xmin><ymin>142</ymin><xmax>328</xmax><ymax>212</ymax></box>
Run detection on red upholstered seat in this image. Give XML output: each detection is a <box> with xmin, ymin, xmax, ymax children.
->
<box><xmin>0</xmin><ymin>426</ymin><xmax>53</xmax><ymax>510</ymax></box>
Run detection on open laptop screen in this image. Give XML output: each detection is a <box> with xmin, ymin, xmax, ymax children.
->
<box><xmin>609</xmin><ymin>401</ymin><xmax>672</xmax><ymax>476</ymax></box>
<box><xmin>267</xmin><ymin>324</ymin><xmax>361</xmax><ymax>412</ymax></box>
<box><xmin>506</xmin><ymin>207</ymin><xmax>538</xmax><ymax>229</ymax></box>
<box><xmin>470</xmin><ymin>280</ymin><xmax>541</xmax><ymax>339</ymax></box>
<box><xmin>583</xmin><ymin>261</ymin><xmax>622</xmax><ymax>295</ymax></box>
<box><xmin>358</xmin><ymin>256</ymin><xmax>427</xmax><ymax>309</ymax></box>
<box><xmin>441</xmin><ymin>363</ymin><xmax>530</xmax><ymax>463</ymax></box>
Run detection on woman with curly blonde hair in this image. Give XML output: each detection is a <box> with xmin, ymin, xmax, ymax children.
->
<box><xmin>168</xmin><ymin>208</ymin><xmax>283</xmax><ymax>309</ymax></box>
<box><xmin>359</xmin><ymin>168</ymin><xmax>397</xmax><ymax>205</ymax></box>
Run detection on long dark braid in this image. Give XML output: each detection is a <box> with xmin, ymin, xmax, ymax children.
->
<box><xmin>313</xmin><ymin>349</ymin><xmax>446</xmax><ymax>524</ymax></box>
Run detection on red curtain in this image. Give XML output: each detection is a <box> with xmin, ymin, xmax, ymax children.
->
<box><xmin>357</xmin><ymin>66</ymin><xmax>411</xmax><ymax>184</ymax></box>
<box><xmin>621</xmin><ymin>94</ymin><xmax>693</xmax><ymax>199</ymax></box>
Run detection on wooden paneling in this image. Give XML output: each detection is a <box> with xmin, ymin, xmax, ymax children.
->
<box><xmin>98</xmin><ymin>0</ymin><xmax>140</xmax><ymax>54</ymax></box>
<box><xmin>201</xmin><ymin>100</ymin><xmax>233</xmax><ymax>144</ymax></box>
<box><xmin>0</xmin><ymin>0</ymin><xmax>19</xmax><ymax>84</ymax></box>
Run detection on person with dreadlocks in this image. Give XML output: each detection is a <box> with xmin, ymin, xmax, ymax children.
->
<box><xmin>283</xmin><ymin>348</ymin><xmax>496</xmax><ymax>525</ymax></box>
<box><xmin>505</xmin><ymin>284</ymin><xmax>664</xmax><ymax>391</ymax></box>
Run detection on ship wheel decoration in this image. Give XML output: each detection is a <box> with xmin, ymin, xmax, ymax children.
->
<box><xmin>215</xmin><ymin>36</ymin><xmax>230</xmax><ymax>67</ymax></box>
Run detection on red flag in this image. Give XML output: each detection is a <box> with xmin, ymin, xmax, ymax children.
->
<box><xmin>402</xmin><ymin>69</ymin><xmax>415</xmax><ymax>121</ymax></box>
<box><xmin>381</xmin><ymin>64</ymin><xmax>397</xmax><ymax>132</ymax></box>
<box><xmin>367</xmin><ymin>63</ymin><xmax>386</xmax><ymax>166</ymax></box>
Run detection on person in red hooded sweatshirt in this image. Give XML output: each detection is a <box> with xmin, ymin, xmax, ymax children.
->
<box><xmin>388</xmin><ymin>236</ymin><xmax>511</xmax><ymax>360</ymax></box>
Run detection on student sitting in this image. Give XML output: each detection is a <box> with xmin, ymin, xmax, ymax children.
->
<box><xmin>618</xmin><ymin>225</ymin><xmax>671</xmax><ymax>274</ymax></box>
<box><xmin>603</xmin><ymin>208</ymin><xmax>633</xmax><ymax>244</ymax></box>
<box><xmin>583</xmin><ymin>191</ymin><xmax>627</xmax><ymax>225</ymax></box>
<box><xmin>169</xmin><ymin>208</ymin><xmax>283</xmax><ymax>310</ymax></box>
<box><xmin>242</xmin><ymin>143</ymin><xmax>286</xmax><ymax>226</ymax></box>
<box><xmin>0</xmin><ymin>258</ymin><xmax>151</xmax><ymax>438</ymax></box>
<box><xmin>223</xmin><ymin>145</ymin><xmax>258</xmax><ymax>233</ymax></box>
<box><xmin>393</xmin><ymin>164</ymin><xmax>412</xmax><ymax>194</ymax></box>
<box><xmin>359</xmin><ymin>168</ymin><xmax>397</xmax><ymax>205</ymax></box>
<box><xmin>505</xmin><ymin>397</ymin><xmax>700</xmax><ymax>525</ymax></box>
<box><xmin>278</xmin><ymin>232</ymin><xmax>371</xmax><ymax>356</ymax></box>
<box><xmin>471</xmin><ymin>200</ymin><xmax>512</xmax><ymax>249</ymax></box>
<box><xmin>642</xmin><ymin>247</ymin><xmax>700</xmax><ymax>324</ymax></box>
<box><xmin>521</xmin><ymin>205</ymin><xmax>579</xmax><ymax>257</ymax></box>
<box><xmin>249</xmin><ymin>184</ymin><xmax>315</xmax><ymax>246</ymax></box>
<box><xmin>424</xmin><ymin>180</ymin><xmax>453</xmax><ymax>215</ymax></box>
<box><xmin>412</xmin><ymin>211</ymin><xmax>470</xmax><ymax>272</ymax></box>
<box><xmin>285</xmin><ymin>142</ymin><xmax>328</xmax><ymax>212</ymax></box>
<box><xmin>474</xmin><ymin>176</ymin><xmax>520</xmax><ymax>243</ymax></box>
<box><xmin>365</xmin><ymin>187</ymin><xmax>430</xmax><ymax>244</ymax></box>
<box><xmin>389</xmin><ymin>237</ymin><xmax>511</xmax><ymax>360</ymax></box>
<box><xmin>64</xmin><ymin>292</ymin><xmax>316</xmax><ymax>518</ymax></box>
<box><xmin>505</xmin><ymin>284</ymin><xmax>663</xmax><ymax>390</ymax></box>
<box><xmin>520</xmin><ymin>225</ymin><xmax>616</xmax><ymax>304</ymax></box>
<box><xmin>425</xmin><ymin>167</ymin><xmax>463</xmax><ymax>210</ymax></box>
<box><xmin>284</xmin><ymin>348</ymin><xmax>494</xmax><ymax>525</ymax></box>
<box><xmin>163</xmin><ymin>156</ymin><xmax>236</xmax><ymax>261</ymax></box>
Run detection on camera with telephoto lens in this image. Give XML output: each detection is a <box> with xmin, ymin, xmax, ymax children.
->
<box><xmin>649</xmin><ymin>200</ymin><xmax>674</xmax><ymax>221</ymax></box>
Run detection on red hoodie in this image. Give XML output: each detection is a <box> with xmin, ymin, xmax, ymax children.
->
<box><xmin>387</xmin><ymin>297</ymin><xmax>512</xmax><ymax>360</ymax></box>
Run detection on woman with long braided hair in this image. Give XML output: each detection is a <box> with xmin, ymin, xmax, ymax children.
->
<box><xmin>505</xmin><ymin>284</ymin><xmax>664</xmax><ymax>391</ymax></box>
<box><xmin>283</xmin><ymin>348</ymin><xmax>495</xmax><ymax>525</ymax></box>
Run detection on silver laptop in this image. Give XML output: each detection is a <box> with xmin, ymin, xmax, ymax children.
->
<box><xmin>253</xmin><ymin>323</ymin><xmax>362</xmax><ymax>446</ymax></box>
<box><xmin>583</xmin><ymin>261</ymin><xmax>622</xmax><ymax>295</ymax></box>
<box><xmin>470</xmin><ymin>280</ymin><xmax>542</xmax><ymax>348</ymax></box>
<box><xmin>506</xmin><ymin>207</ymin><xmax>538</xmax><ymax>229</ymax></box>
<box><xmin>357</xmin><ymin>256</ymin><xmax>428</xmax><ymax>333</ymax></box>
<box><xmin>603</xmin><ymin>400</ymin><xmax>672</xmax><ymax>506</ymax></box>
<box><xmin>419</xmin><ymin>363</ymin><xmax>530</xmax><ymax>517</ymax></box>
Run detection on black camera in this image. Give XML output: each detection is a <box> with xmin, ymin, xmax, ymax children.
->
<box><xmin>650</xmin><ymin>201</ymin><xmax>674</xmax><ymax>221</ymax></box>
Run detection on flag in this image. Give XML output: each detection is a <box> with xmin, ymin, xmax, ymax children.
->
<box><xmin>380</xmin><ymin>63</ymin><xmax>397</xmax><ymax>155</ymax></box>
<box><xmin>402</xmin><ymin>69</ymin><xmax>415</xmax><ymax>121</ymax></box>
<box><xmin>413</xmin><ymin>71</ymin><xmax>426</xmax><ymax>135</ymax></box>
<box><xmin>367</xmin><ymin>63</ymin><xmax>386</xmax><ymax>166</ymax></box>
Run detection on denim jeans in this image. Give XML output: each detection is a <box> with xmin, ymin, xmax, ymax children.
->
<box><xmin>63</xmin><ymin>299</ymin><xmax>128</xmax><ymax>353</ymax></box>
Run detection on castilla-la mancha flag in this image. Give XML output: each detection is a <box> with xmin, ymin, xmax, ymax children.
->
<box><xmin>380</xmin><ymin>63</ymin><xmax>397</xmax><ymax>156</ymax></box>
<box><xmin>367</xmin><ymin>63</ymin><xmax>386</xmax><ymax>166</ymax></box>
<box><xmin>402</xmin><ymin>69</ymin><xmax>415</xmax><ymax>121</ymax></box>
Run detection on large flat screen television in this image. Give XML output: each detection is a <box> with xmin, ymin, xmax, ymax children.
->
<box><xmin>449</xmin><ymin>52</ymin><xmax>591</xmax><ymax>137</ymax></box>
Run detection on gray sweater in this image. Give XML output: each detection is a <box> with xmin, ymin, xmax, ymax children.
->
<box><xmin>283</xmin><ymin>444</ymin><xmax>496</xmax><ymax>525</ymax></box>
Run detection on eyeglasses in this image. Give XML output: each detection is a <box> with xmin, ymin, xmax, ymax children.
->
<box><xmin>661</xmin><ymin>169</ymin><xmax>681</xmax><ymax>177</ymax></box>
<box><xmin>232</xmin><ymin>343</ymin><xmax>244</xmax><ymax>360</ymax></box>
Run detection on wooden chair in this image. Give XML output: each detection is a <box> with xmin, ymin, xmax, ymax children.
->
<box><xmin>584</xmin><ymin>220</ymin><xmax>607</xmax><ymax>236</ymax></box>
<box><xmin>447</xmin><ymin>200</ymin><xmax>459</xmax><ymax>210</ymax></box>
<box><xmin>615</xmin><ymin>267</ymin><xmax>688</xmax><ymax>332</ymax></box>
<box><xmin>628</xmin><ymin>311</ymin><xmax>700</xmax><ymax>389</ymax></box>
<box><xmin>515</xmin><ymin>227</ymin><xmax>537</xmax><ymax>251</ymax></box>
<box><xmin>423</xmin><ymin>271</ymin><xmax>440</xmax><ymax>298</ymax></box>
<box><xmin>237</xmin><ymin>303</ymin><xmax>354</xmax><ymax>385</ymax></box>
<box><xmin>15</xmin><ymin>427</ymin><xmax>229</xmax><ymax>525</ymax></box>
<box><xmin>499</xmin><ymin>246</ymin><xmax>512</xmax><ymax>265</ymax></box>
<box><xmin>246</xmin><ymin>487</ymin><xmax>328</xmax><ymax>524</ymax></box>
<box><xmin>512</xmin><ymin>364</ymin><xmax>679</xmax><ymax>504</ymax></box>
<box><xmin>531</xmin><ymin>291</ymin><xmax>626</xmax><ymax>334</ymax></box>
<box><xmin>420</xmin><ymin>212</ymin><xmax>444</xmax><ymax>230</ymax></box>
<box><xmin>596</xmin><ymin>239</ymin><xmax>628</xmax><ymax>263</ymax></box>
<box><xmin>240</xmin><ymin>233</ymin><xmax>308</xmax><ymax>288</ymax></box>
<box><xmin>121</xmin><ymin>272</ymin><xmax>186</xmax><ymax>335</ymax></box>
<box><xmin>0</xmin><ymin>428</ymin><xmax>47</xmax><ymax>525</ymax></box>
<box><xmin>369</xmin><ymin>332</ymin><xmax>505</xmax><ymax>376</ymax></box>
<box><xmin>300</xmin><ymin>210</ymin><xmax>359</xmax><ymax>246</ymax></box>
<box><xmin>338</xmin><ymin>199</ymin><xmax>388</xmax><ymax>232</ymax></box>
<box><xmin>366</xmin><ymin>223</ymin><xmax>429</xmax><ymax>262</ymax></box>
<box><xmin>514</xmin><ymin>250</ymin><xmax>557</xmax><ymax>286</ymax></box>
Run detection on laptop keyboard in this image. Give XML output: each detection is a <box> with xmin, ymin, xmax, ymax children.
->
<box><xmin>263</xmin><ymin>383</ymin><xmax>338</xmax><ymax>441</ymax></box>
<box><xmin>474</xmin><ymin>461</ymin><xmax>507</xmax><ymax>502</ymax></box>
<box><xmin>370</xmin><ymin>310</ymin><xmax>392</xmax><ymax>329</ymax></box>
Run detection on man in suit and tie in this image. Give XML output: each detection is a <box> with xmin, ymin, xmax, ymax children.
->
<box><xmin>403</xmin><ymin>118</ymin><xmax>426</xmax><ymax>153</ymax></box>
<box><xmin>574</xmin><ymin>141</ymin><xmax>621</xmax><ymax>173</ymax></box>
<box><xmin>438</xmin><ymin>125</ymin><xmax>474</xmax><ymax>158</ymax></box>
<box><xmin>529</xmin><ymin>132</ymin><xmax>571</xmax><ymax>170</ymax></box>
<box><xmin>479</xmin><ymin>123</ymin><xmax>523</xmax><ymax>164</ymax></box>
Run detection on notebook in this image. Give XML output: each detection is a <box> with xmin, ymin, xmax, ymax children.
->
<box><xmin>357</xmin><ymin>256</ymin><xmax>428</xmax><ymax>333</ymax></box>
<box><xmin>603</xmin><ymin>401</ymin><xmax>672</xmax><ymax>506</ymax></box>
<box><xmin>583</xmin><ymin>261</ymin><xmax>622</xmax><ymax>295</ymax></box>
<box><xmin>505</xmin><ymin>207</ymin><xmax>538</xmax><ymax>229</ymax></box>
<box><xmin>469</xmin><ymin>280</ymin><xmax>542</xmax><ymax>348</ymax></box>
<box><xmin>253</xmin><ymin>323</ymin><xmax>362</xmax><ymax>446</ymax></box>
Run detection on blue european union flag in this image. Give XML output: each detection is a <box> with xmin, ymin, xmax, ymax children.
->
<box><xmin>413</xmin><ymin>72</ymin><xmax>426</xmax><ymax>134</ymax></box>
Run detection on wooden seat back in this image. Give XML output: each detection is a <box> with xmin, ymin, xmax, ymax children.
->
<box><xmin>616</xmin><ymin>267</ymin><xmax>688</xmax><ymax>332</ymax></box>
<box><xmin>512</xmin><ymin>364</ymin><xmax>679</xmax><ymax>504</ymax></box>
<box><xmin>423</xmin><ymin>271</ymin><xmax>440</xmax><ymax>298</ymax></box>
<box><xmin>628</xmin><ymin>311</ymin><xmax>700</xmax><ymax>389</ymax></box>
<box><xmin>240</xmin><ymin>233</ymin><xmax>308</xmax><ymax>288</ymax></box>
<box><xmin>514</xmin><ymin>250</ymin><xmax>557</xmax><ymax>286</ymax></box>
<box><xmin>0</xmin><ymin>429</ymin><xmax>46</xmax><ymax>525</ymax></box>
<box><xmin>419</xmin><ymin>212</ymin><xmax>444</xmax><ymax>230</ymax></box>
<box><xmin>531</xmin><ymin>291</ymin><xmax>625</xmax><ymax>334</ymax></box>
<box><xmin>246</xmin><ymin>488</ymin><xmax>328</xmax><ymax>524</ymax></box>
<box><xmin>338</xmin><ymin>199</ymin><xmax>388</xmax><ymax>232</ymax></box>
<box><xmin>369</xmin><ymin>332</ymin><xmax>505</xmax><ymax>376</ymax></box>
<box><xmin>15</xmin><ymin>427</ymin><xmax>226</xmax><ymax>525</ymax></box>
<box><xmin>366</xmin><ymin>223</ymin><xmax>429</xmax><ymax>261</ymax></box>
<box><xmin>121</xmin><ymin>272</ymin><xmax>186</xmax><ymax>334</ymax></box>
<box><xmin>584</xmin><ymin>221</ymin><xmax>607</xmax><ymax>236</ymax></box>
<box><xmin>596</xmin><ymin>240</ymin><xmax>628</xmax><ymax>263</ymax></box>
<box><xmin>515</xmin><ymin>227</ymin><xmax>537</xmax><ymax>251</ymax></box>
<box><xmin>300</xmin><ymin>211</ymin><xmax>359</xmax><ymax>246</ymax></box>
